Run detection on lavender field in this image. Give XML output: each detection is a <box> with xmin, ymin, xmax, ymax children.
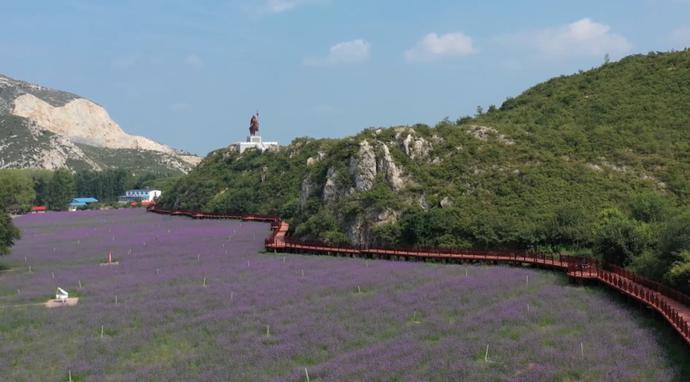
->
<box><xmin>0</xmin><ymin>209</ymin><xmax>688</xmax><ymax>381</ymax></box>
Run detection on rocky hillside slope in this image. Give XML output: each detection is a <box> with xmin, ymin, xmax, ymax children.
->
<box><xmin>0</xmin><ymin>74</ymin><xmax>200</xmax><ymax>174</ymax></box>
<box><xmin>159</xmin><ymin>50</ymin><xmax>690</xmax><ymax>249</ymax></box>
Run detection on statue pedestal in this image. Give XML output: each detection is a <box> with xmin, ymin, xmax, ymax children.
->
<box><xmin>235</xmin><ymin>135</ymin><xmax>279</xmax><ymax>153</ymax></box>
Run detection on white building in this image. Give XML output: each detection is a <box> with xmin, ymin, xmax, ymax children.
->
<box><xmin>235</xmin><ymin>135</ymin><xmax>279</xmax><ymax>154</ymax></box>
<box><xmin>120</xmin><ymin>189</ymin><xmax>161</xmax><ymax>202</ymax></box>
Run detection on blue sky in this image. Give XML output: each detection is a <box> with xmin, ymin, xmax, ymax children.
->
<box><xmin>1</xmin><ymin>0</ymin><xmax>689</xmax><ymax>155</ymax></box>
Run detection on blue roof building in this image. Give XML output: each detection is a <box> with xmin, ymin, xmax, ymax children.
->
<box><xmin>69</xmin><ymin>197</ymin><xmax>99</xmax><ymax>210</ymax></box>
<box><xmin>72</xmin><ymin>197</ymin><xmax>99</xmax><ymax>204</ymax></box>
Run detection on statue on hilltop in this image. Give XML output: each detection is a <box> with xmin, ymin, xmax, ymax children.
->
<box><xmin>249</xmin><ymin>112</ymin><xmax>260</xmax><ymax>136</ymax></box>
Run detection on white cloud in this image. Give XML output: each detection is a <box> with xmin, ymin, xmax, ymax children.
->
<box><xmin>184</xmin><ymin>54</ymin><xmax>203</xmax><ymax>68</ymax></box>
<box><xmin>503</xmin><ymin>18</ymin><xmax>632</xmax><ymax>59</ymax></box>
<box><xmin>404</xmin><ymin>32</ymin><xmax>475</xmax><ymax>62</ymax></box>
<box><xmin>266</xmin><ymin>0</ymin><xmax>322</xmax><ymax>13</ymax></box>
<box><xmin>304</xmin><ymin>39</ymin><xmax>370</xmax><ymax>66</ymax></box>
<box><xmin>669</xmin><ymin>26</ymin><xmax>690</xmax><ymax>48</ymax></box>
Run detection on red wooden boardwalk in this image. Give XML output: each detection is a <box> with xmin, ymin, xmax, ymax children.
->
<box><xmin>148</xmin><ymin>207</ymin><xmax>690</xmax><ymax>347</ymax></box>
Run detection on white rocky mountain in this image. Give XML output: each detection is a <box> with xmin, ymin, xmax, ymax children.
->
<box><xmin>0</xmin><ymin>73</ymin><xmax>201</xmax><ymax>173</ymax></box>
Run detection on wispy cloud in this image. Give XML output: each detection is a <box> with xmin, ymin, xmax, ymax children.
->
<box><xmin>669</xmin><ymin>26</ymin><xmax>690</xmax><ymax>48</ymax></box>
<box><xmin>304</xmin><ymin>39</ymin><xmax>370</xmax><ymax>66</ymax></box>
<box><xmin>404</xmin><ymin>32</ymin><xmax>475</xmax><ymax>62</ymax></box>
<box><xmin>501</xmin><ymin>18</ymin><xmax>632</xmax><ymax>59</ymax></box>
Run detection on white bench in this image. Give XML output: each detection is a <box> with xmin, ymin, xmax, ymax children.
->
<box><xmin>56</xmin><ymin>287</ymin><xmax>69</xmax><ymax>303</ymax></box>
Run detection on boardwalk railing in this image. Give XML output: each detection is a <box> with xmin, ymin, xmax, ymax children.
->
<box><xmin>147</xmin><ymin>206</ymin><xmax>690</xmax><ymax>346</ymax></box>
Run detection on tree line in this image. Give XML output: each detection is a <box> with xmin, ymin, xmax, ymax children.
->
<box><xmin>0</xmin><ymin>168</ymin><xmax>177</xmax><ymax>256</ymax></box>
<box><xmin>0</xmin><ymin>169</ymin><xmax>175</xmax><ymax>212</ymax></box>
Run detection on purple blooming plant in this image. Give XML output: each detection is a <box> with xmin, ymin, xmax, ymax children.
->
<box><xmin>0</xmin><ymin>209</ymin><xmax>686</xmax><ymax>381</ymax></box>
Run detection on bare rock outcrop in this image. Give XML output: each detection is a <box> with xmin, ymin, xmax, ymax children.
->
<box><xmin>349</xmin><ymin>140</ymin><xmax>377</xmax><ymax>192</ymax></box>
<box><xmin>440</xmin><ymin>196</ymin><xmax>453</xmax><ymax>208</ymax></box>
<box><xmin>345</xmin><ymin>208</ymin><xmax>400</xmax><ymax>245</ymax></box>
<box><xmin>347</xmin><ymin>215</ymin><xmax>367</xmax><ymax>245</ymax></box>
<box><xmin>299</xmin><ymin>176</ymin><xmax>316</xmax><ymax>209</ymax></box>
<box><xmin>401</xmin><ymin>133</ymin><xmax>433</xmax><ymax>160</ymax></box>
<box><xmin>466</xmin><ymin>125</ymin><xmax>514</xmax><ymax>145</ymax></box>
<box><xmin>418</xmin><ymin>194</ymin><xmax>429</xmax><ymax>210</ymax></box>
<box><xmin>323</xmin><ymin>167</ymin><xmax>340</xmax><ymax>202</ymax></box>
<box><xmin>377</xmin><ymin>144</ymin><xmax>405</xmax><ymax>191</ymax></box>
<box><xmin>12</xmin><ymin>93</ymin><xmax>175</xmax><ymax>153</ymax></box>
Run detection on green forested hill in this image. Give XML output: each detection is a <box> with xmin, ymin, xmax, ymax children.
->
<box><xmin>160</xmin><ymin>50</ymin><xmax>690</xmax><ymax>291</ymax></box>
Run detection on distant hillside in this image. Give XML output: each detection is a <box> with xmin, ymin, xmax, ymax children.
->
<box><xmin>0</xmin><ymin>74</ymin><xmax>200</xmax><ymax>174</ymax></box>
<box><xmin>160</xmin><ymin>50</ymin><xmax>690</xmax><ymax>290</ymax></box>
<box><xmin>161</xmin><ymin>50</ymin><xmax>689</xmax><ymax>242</ymax></box>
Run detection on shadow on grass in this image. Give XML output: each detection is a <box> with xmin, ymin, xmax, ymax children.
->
<box><xmin>596</xmin><ymin>286</ymin><xmax>690</xmax><ymax>380</ymax></box>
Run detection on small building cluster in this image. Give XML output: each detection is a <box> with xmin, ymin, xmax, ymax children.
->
<box><xmin>69</xmin><ymin>197</ymin><xmax>99</xmax><ymax>211</ymax></box>
<box><xmin>118</xmin><ymin>189</ymin><xmax>161</xmax><ymax>205</ymax></box>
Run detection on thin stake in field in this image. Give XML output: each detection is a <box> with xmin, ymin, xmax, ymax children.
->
<box><xmin>580</xmin><ymin>342</ymin><xmax>584</xmax><ymax>359</ymax></box>
<box><xmin>411</xmin><ymin>310</ymin><xmax>421</xmax><ymax>324</ymax></box>
<box><xmin>265</xmin><ymin>324</ymin><xmax>270</xmax><ymax>337</ymax></box>
<box><xmin>304</xmin><ymin>368</ymin><xmax>310</xmax><ymax>382</ymax></box>
<box><xmin>484</xmin><ymin>344</ymin><xmax>490</xmax><ymax>363</ymax></box>
<box><xmin>203</xmin><ymin>277</ymin><xmax>207</xmax><ymax>287</ymax></box>
<box><xmin>100</xmin><ymin>325</ymin><xmax>104</xmax><ymax>338</ymax></box>
<box><xmin>101</xmin><ymin>251</ymin><xmax>119</xmax><ymax>266</ymax></box>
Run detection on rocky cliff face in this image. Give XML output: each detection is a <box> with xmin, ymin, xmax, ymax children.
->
<box><xmin>291</xmin><ymin>130</ymin><xmax>435</xmax><ymax>244</ymax></box>
<box><xmin>0</xmin><ymin>73</ymin><xmax>201</xmax><ymax>173</ymax></box>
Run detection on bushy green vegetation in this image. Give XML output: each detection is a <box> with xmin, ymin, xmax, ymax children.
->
<box><xmin>45</xmin><ymin>169</ymin><xmax>76</xmax><ymax>210</ymax></box>
<box><xmin>0</xmin><ymin>170</ymin><xmax>36</xmax><ymax>213</ymax></box>
<box><xmin>160</xmin><ymin>50</ymin><xmax>690</xmax><ymax>292</ymax></box>
<box><xmin>0</xmin><ymin>204</ymin><xmax>20</xmax><ymax>255</ymax></box>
